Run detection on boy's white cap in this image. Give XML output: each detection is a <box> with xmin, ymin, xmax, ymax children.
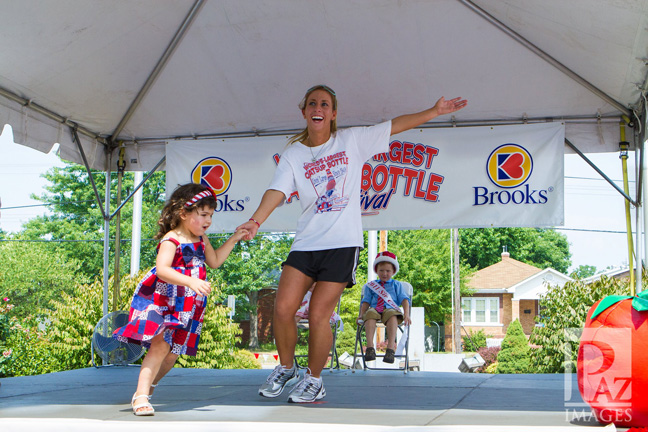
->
<box><xmin>374</xmin><ymin>251</ymin><xmax>399</xmax><ymax>275</ymax></box>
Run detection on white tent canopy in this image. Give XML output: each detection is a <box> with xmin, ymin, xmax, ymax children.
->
<box><xmin>1</xmin><ymin>0</ymin><xmax>647</xmax><ymax>173</ymax></box>
<box><xmin>2</xmin><ymin>0</ymin><xmax>648</xmax><ymax>316</ymax></box>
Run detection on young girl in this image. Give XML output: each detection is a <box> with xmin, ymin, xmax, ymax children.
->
<box><xmin>238</xmin><ymin>85</ymin><xmax>466</xmax><ymax>403</ymax></box>
<box><xmin>113</xmin><ymin>183</ymin><xmax>248</xmax><ymax>416</ymax></box>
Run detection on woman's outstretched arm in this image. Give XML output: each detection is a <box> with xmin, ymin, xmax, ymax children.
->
<box><xmin>391</xmin><ymin>96</ymin><xmax>467</xmax><ymax>136</ymax></box>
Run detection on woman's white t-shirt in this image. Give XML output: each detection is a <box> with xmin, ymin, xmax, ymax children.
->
<box><xmin>268</xmin><ymin>121</ymin><xmax>391</xmax><ymax>251</ymax></box>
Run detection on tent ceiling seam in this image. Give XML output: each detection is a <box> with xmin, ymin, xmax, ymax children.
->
<box><xmin>110</xmin><ymin>0</ymin><xmax>206</xmax><ymax>139</ymax></box>
<box><xmin>115</xmin><ymin>115</ymin><xmax>624</xmax><ymax>145</ymax></box>
<box><xmin>458</xmin><ymin>0</ymin><xmax>632</xmax><ymax>118</ymax></box>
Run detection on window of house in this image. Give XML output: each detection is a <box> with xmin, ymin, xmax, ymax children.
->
<box><xmin>536</xmin><ymin>300</ymin><xmax>546</xmax><ymax>327</ymax></box>
<box><xmin>461</xmin><ymin>297</ymin><xmax>500</xmax><ymax>324</ymax></box>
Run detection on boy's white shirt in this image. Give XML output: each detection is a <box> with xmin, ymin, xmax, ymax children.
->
<box><xmin>268</xmin><ymin>121</ymin><xmax>392</xmax><ymax>251</ymax></box>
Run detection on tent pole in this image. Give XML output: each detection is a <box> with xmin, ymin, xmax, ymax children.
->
<box><xmin>641</xmin><ymin>110</ymin><xmax>648</xmax><ymax>292</ymax></box>
<box><xmin>367</xmin><ymin>230</ymin><xmax>377</xmax><ymax>281</ymax></box>
<box><xmin>458</xmin><ymin>0</ymin><xmax>631</xmax><ymax>118</ymax></box>
<box><xmin>636</xmin><ymin>190</ymin><xmax>643</xmax><ymax>293</ymax></box>
<box><xmin>113</xmin><ymin>147</ymin><xmax>126</xmax><ymax>311</ymax></box>
<box><xmin>130</xmin><ymin>171</ymin><xmax>143</xmax><ymax>276</ymax></box>
<box><xmin>620</xmin><ymin>138</ymin><xmax>635</xmax><ymax>292</ymax></box>
<box><xmin>449</xmin><ymin>229</ymin><xmax>454</xmax><ymax>352</ymax></box>
<box><xmin>71</xmin><ymin>124</ymin><xmax>113</xmax><ymax>322</ymax></box>
<box><xmin>637</xmin><ymin>127</ymin><xmax>644</xmax><ymax>294</ymax></box>
<box><xmin>102</xmin><ymin>151</ymin><xmax>112</xmax><ymax>322</ymax></box>
<box><xmin>452</xmin><ymin>228</ymin><xmax>462</xmax><ymax>354</ymax></box>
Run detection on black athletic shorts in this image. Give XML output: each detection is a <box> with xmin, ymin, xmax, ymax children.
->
<box><xmin>282</xmin><ymin>247</ymin><xmax>360</xmax><ymax>288</ymax></box>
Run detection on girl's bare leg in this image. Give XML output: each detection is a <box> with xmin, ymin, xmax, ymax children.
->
<box><xmin>150</xmin><ymin>351</ymin><xmax>179</xmax><ymax>396</ymax></box>
<box><xmin>133</xmin><ymin>334</ymin><xmax>171</xmax><ymax>413</ymax></box>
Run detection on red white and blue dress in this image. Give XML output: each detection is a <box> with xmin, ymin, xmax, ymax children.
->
<box><xmin>113</xmin><ymin>237</ymin><xmax>207</xmax><ymax>356</ymax></box>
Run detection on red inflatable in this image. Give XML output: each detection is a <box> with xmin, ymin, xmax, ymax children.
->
<box><xmin>578</xmin><ymin>292</ymin><xmax>648</xmax><ymax>427</ymax></box>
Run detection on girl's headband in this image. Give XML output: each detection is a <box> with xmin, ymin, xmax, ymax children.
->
<box><xmin>185</xmin><ymin>189</ymin><xmax>213</xmax><ymax>207</ymax></box>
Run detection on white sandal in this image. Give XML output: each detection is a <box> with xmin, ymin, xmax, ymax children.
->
<box><xmin>132</xmin><ymin>393</ymin><xmax>154</xmax><ymax>416</ymax></box>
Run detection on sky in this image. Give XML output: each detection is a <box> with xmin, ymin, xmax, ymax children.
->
<box><xmin>0</xmin><ymin>124</ymin><xmax>638</xmax><ymax>274</ymax></box>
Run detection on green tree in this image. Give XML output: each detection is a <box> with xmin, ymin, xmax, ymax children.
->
<box><xmin>21</xmin><ymin>163</ymin><xmax>165</xmax><ymax>279</ymax></box>
<box><xmin>38</xmin><ymin>271</ymin><xmax>254</xmax><ymax>373</ymax></box>
<box><xmin>530</xmin><ymin>276</ymin><xmax>629</xmax><ymax>373</ymax></box>
<box><xmin>0</xmin><ymin>313</ymin><xmax>56</xmax><ymax>377</ymax></box>
<box><xmin>496</xmin><ymin>319</ymin><xmax>531</xmax><ymax>373</ymax></box>
<box><xmin>175</xmin><ymin>288</ymin><xmax>260</xmax><ymax>370</ymax></box>
<box><xmin>43</xmin><ymin>276</ymin><xmax>130</xmax><ymax>371</ymax></box>
<box><xmin>462</xmin><ymin>329</ymin><xmax>487</xmax><ymax>352</ymax></box>
<box><xmin>212</xmin><ymin>233</ymin><xmax>292</xmax><ymax>349</ymax></box>
<box><xmin>388</xmin><ymin>229</ymin><xmax>473</xmax><ymax>324</ymax></box>
<box><xmin>459</xmin><ymin>228</ymin><xmax>571</xmax><ymax>273</ymax></box>
<box><xmin>571</xmin><ymin>265</ymin><xmax>597</xmax><ymax>279</ymax></box>
<box><xmin>0</xmin><ymin>240</ymin><xmax>82</xmax><ymax>318</ymax></box>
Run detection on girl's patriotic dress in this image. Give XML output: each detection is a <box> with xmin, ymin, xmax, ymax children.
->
<box><xmin>113</xmin><ymin>237</ymin><xmax>207</xmax><ymax>356</ymax></box>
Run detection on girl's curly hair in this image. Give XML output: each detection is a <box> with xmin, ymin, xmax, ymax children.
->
<box><xmin>155</xmin><ymin>183</ymin><xmax>217</xmax><ymax>239</ymax></box>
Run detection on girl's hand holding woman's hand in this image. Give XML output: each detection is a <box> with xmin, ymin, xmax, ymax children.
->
<box><xmin>189</xmin><ymin>279</ymin><xmax>212</xmax><ymax>296</ymax></box>
<box><xmin>235</xmin><ymin>220</ymin><xmax>259</xmax><ymax>240</ymax></box>
<box><xmin>232</xmin><ymin>228</ymin><xmax>250</xmax><ymax>242</ymax></box>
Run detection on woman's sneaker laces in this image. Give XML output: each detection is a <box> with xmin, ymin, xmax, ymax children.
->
<box><xmin>287</xmin><ymin>373</ymin><xmax>326</xmax><ymax>403</ymax></box>
<box><xmin>258</xmin><ymin>364</ymin><xmax>300</xmax><ymax>398</ymax></box>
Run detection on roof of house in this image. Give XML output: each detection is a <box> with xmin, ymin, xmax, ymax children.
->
<box><xmin>468</xmin><ymin>252</ymin><xmax>542</xmax><ymax>290</ymax></box>
<box><xmin>582</xmin><ymin>266</ymin><xmax>631</xmax><ymax>283</ymax></box>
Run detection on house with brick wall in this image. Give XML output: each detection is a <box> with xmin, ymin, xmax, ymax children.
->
<box><xmin>457</xmin><ymin>250</ymin><xmax>572</xmax><ymax>343</ymax></box>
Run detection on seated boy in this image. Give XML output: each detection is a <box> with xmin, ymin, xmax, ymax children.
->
<box><xmin>357</xmin><ymin>251</ymin><xmax>411</xmax><ymax>364</ymax></box>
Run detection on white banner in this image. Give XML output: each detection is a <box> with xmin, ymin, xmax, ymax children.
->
<box><xmin>166</xmin><ymin>122</ymin><xmax>564</xmax><ymax>233</ymax></box>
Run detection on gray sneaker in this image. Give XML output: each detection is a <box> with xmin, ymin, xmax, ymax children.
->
<box><xmin>287</xmin><ymin>373</ymin><xmax>326</xmax><ymax>403</ymax></box>
<box><xmin>259</xmin><ymin>365</ymin><xmax>300</xmax><ymax>398</ymax></box>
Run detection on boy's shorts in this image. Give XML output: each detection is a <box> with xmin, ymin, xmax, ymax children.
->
<box><xmin>363</xmin><ymin>307</ymin><xmax>403</xmax><ymax>325</ymax></box>
<box><xmin>282</xmin><ymin>247</ymin><xmax>360</xmax><ymax>288</ymax></box>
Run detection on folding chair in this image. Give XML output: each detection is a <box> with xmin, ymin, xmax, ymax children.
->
<box><xmin>294</xmin><ymin>298</ymin><xmax>343</xmax><ymax>372</ymax></box>
<box><xmin>352</xmin><ymin>281</ymin><xmax>413</xmax><ymax>374</ymax></box>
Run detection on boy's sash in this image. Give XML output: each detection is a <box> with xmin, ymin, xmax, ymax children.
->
<box><xmin>366</xmin><ymin>280</ymin><xmax>402</xmax><ymax>313</ymax></box>
<box><xmin>367</xmin><ymin>280</ymin><xmax>409</xmax><ymax>355</ymax></box>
